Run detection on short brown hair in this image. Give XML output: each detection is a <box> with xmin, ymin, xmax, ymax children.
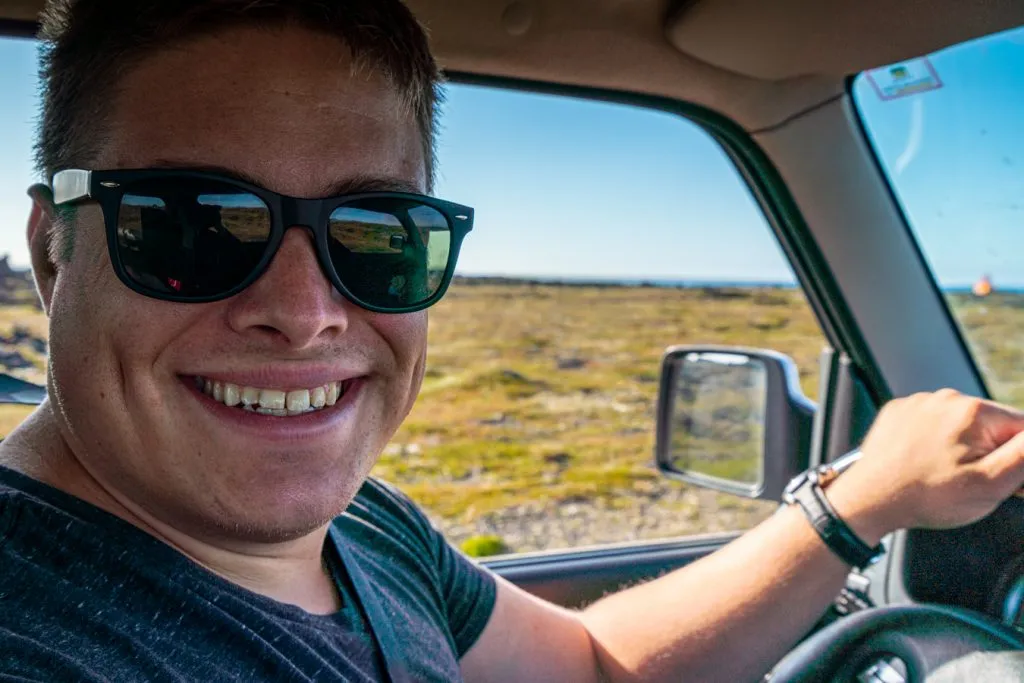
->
<box><xmin>36</xmin><ymin>0</ymin><xmax>444</xmax><ymax>188</ymax></box>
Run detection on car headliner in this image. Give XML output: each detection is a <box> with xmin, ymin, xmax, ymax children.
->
<box><xmin>1</xmin><ymin>0</ymin><xmax>1023</xmax><ymax>132</ymax></box>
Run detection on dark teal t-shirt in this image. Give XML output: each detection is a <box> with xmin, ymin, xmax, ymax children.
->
<box><xmin>0</xmin><ymin>466</ymin><xmax>496</xmax><ymax>681</ymax></box>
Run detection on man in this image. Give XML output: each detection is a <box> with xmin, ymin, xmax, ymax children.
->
<box><xmin>1</xmin><ymin>1</ymin><xmax>1023</xmax><ymax>681</ymax></box>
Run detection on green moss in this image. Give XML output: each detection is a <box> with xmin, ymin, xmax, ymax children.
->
<box><xmin>461</xmin><ymin>534</ymin><xmax>511</xmax><ymax>557</ymax></box>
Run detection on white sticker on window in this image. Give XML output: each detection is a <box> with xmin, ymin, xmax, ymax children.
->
<box><xmin>865</xmin><ymin>57</ymin><xmax>943</xmax><ymax>101</ymax></box>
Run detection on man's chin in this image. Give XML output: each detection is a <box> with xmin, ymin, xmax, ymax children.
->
<box><xmin>150</xmin><ymin>453</ymin><xmax>372</xmax><ymax>545</ymax></box>
<box><xmin>179</xmin><ymin>490</ymin><xmax>352</xmax><ymax>545</ymax></box>
<box><xmin>209</xmin><ymin>509</ymin><xmax>338</xmax><ymax>545</ymax></box>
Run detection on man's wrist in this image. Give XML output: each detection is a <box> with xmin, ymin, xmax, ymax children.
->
<box><xmin>823</xmin><ymin>477</ymin><xmax>894</xmax><ymax>548</ymax></box>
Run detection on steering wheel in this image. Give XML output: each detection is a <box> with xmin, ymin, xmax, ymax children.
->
<box><xmin>767</xmin><ymin>604</ymin><xmax>1024</xmax><ymax>682</ymax></box>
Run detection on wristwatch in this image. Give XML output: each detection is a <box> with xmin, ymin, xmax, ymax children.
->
<box><xmin>783</xmin><ymin>450</ymin><xmax>886</xmax><ymax>570</ymax></box>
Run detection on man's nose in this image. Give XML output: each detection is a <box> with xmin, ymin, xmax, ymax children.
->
<box><xmin>225</xmin><ymin>227</ymin><xmax>350</xmax><ymax>349</ymax></box>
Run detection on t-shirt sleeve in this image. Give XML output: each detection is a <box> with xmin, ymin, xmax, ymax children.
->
<box><xmin>430</xmin><ymin>517</ymin><xmax>498</xmax><ymax>656</ymax></box>
<box><xmin>364</xmin><ymin>480</ymin><xmax>498</xmax><ymax>657</ymax></box>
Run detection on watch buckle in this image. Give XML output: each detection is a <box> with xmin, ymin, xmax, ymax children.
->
<box><xmin>817</xmin><ymin>465</ymin><xmax>840</xmax><ymax>488</ymax></box>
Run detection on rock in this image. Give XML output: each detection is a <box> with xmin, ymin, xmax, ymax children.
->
<box><xmin>0</xmin><ymin>350</ymin><xmax>33</xmax><ymax>370</ymax></box>
<box><xmin>556</xmin><ymin>357</ymin><xmax>587</xmax><ymax>370</ymax></box>
<box><xmin>9</xmin><ymin>326</ymin><xmax>33</xmax><ymax>344</ymax></box>
<box><xmin>542</xmin><ymin>452</ymin><xmax>572</xmax><ymax>467</ymax></box>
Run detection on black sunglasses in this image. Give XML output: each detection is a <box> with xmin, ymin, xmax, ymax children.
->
<box><xmin>51</xmin><ymin>168</ymin><xmax>474</xmax><ymax>313</ymax></box>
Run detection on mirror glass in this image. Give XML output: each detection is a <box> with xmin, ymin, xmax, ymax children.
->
<box><xmin>667</xmin><ymin>351</ymin><xmax>767</xmax><ymax>493</ymax></box>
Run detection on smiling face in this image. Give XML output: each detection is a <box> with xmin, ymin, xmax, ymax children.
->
<box><xmin>38</xmin><ymin>25</ymin><xmax>429</xmax><ymax>543</ymax></box>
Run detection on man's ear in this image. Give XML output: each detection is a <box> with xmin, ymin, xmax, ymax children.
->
<box><xmin>27</xmin><ymin>184</ymin><xmax>60</xmax><ymax>316</ymax></box>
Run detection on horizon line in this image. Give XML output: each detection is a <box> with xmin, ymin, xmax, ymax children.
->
<box><xmin>452</xmin><ymin>273</ymin><xmax>1024</xmax><ymax>292</ymax></box>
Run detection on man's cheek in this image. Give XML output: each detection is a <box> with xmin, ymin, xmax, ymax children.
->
<box><xmin>400</xmin><ymin>317</ymin><xmax>429</xmax><ymax>418</ymax></box>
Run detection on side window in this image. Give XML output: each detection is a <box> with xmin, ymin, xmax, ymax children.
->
<box><xmin>380</xmin><ymin>85</ymin><xmax>828</xmax><ymax>556</ymax></box>
<box><xmin>0</xmin><ymin>37</ymin><xmax>46</xmax><ymax>434</ymax></box>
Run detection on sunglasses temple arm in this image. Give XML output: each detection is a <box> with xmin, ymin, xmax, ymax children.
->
<box><xmin>52</xmin><ymin>169</ymin><xmax>94</xmax><ymax>205</ymax></box>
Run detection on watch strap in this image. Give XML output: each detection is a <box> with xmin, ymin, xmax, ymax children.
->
<box><xmin>785</xmin><ymin>469</ymin><xmax>884</xmax><ymax>569</ymax></box>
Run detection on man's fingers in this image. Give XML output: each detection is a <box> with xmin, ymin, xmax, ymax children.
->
<box><xmin>978</xmin><ymin>399</ymin><xmax>1024</xmax><ymax>445</ymax></box>
<box><xmin>979</xmin><ymin>429</ymin><xmax>1024</xmax><ymax>496</ymax></box>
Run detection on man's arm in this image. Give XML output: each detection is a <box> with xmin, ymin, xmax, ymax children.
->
<box><xmin>460</xmin><ymin>390</ymin><xmax>1024</xmax><ymax>683</ymax></box>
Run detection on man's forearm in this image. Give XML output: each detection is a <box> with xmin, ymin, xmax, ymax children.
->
<box><xmin>579</xmin><ymin>499</ymin><xmax>887</xmax><ymax>683</ymax></box>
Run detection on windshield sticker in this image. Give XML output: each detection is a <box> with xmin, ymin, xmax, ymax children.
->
<box><xmin>865</xmin><ymin>57</ymin><xmax>943</xmax><ymax>101</ymax></box>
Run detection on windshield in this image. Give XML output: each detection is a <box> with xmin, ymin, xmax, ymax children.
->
<box><xmin>853</xmin><ymin>26</ymin><xmax>1024</xmax><ymax>408</ymax></box>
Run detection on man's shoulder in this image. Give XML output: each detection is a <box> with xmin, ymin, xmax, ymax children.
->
<box><xmin>334</xmin><ymin>477</ymin><xmax>499</xmax><ymax>661</ymax></box>
<box><xmin>335</xmin><ymin>477</ymin><xmax>442</xmax><ymax>562</ymax></box>
<box><xmin>345</xmin><ymin>476</ymin><xmax>428</xmax><ymax>526</ymax></box>
<box><xmin>349</xmin><ymin>476</ymin><xmax>418</xmax><ymax>515</ymax></box>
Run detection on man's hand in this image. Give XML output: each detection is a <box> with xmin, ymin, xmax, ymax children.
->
<box><xmin>829</xmin><ymin>389</ymin><xmax>1024</xmax><ymax>544</ymax></box>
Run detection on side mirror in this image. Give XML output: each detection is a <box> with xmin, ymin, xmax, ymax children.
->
<box><xmin>655</xmin><ymin>346</ymin><xmax>816</xmax><ymax>501</ymax></box>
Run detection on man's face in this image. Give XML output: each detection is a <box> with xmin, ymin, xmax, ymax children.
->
<box><xmin>41</xmin><ymin>25</ymin><xmax>429</xmax><ymax>543</ymax></box>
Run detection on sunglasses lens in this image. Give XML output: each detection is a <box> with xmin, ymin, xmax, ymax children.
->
<box><xmin>115</xmin><ymin>178</ymin><xmax>272</xmax><ymax>298</ymax></box>
<box><xmin>328</xmin><ymin>199</ymin><xmax>452</xmax><ymax>308</ymax></box>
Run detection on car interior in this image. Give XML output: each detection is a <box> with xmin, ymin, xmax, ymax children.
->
<box><xmin>3</xmin><ymin>0</ymin><xmax>1024</xmax><ymax>680</ymax></box>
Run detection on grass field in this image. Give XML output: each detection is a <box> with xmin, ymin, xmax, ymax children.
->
<box><xmin>0</xmin><ymin>279</ymin><xmax>1021</xmax><ymax>554</ymax></box>
<box><xmin>947</xmin><ymin>292</ymin><xmax>1024</xmax><ymax>407</ymax></box>
<box><xmin>375</xmin><ymin>281</ymin><xmax>824</xmax><ymax>550</ymax></box>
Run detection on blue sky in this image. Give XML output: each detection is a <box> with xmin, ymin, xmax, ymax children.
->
<box><xmin>853</xmin><ymin>26</ymin><xmax>1024</xmax><ymax>289</ymax></box>
<box><xmin>1</xmin><ymin>28</ymin><xmax>1022</xmax><ymax>287</ymax></box>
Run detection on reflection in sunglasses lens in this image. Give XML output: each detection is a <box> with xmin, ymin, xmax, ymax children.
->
<box><xmin>328</xmin><ymin>200</ymin><xmax>451</xmax><ymax>307</ymax></box>
<box><xmin>116</xmin><ymin>180</ymin><xmax>271</xmax><ymax>297</ymax></box>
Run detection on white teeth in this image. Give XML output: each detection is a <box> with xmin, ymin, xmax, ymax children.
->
<box><xmin>197</xmin><ymin>377</ymin><xmax>347</xmax><ymax>415</ymax></box>
<box><xmin>256</xmin><ymin>407</ymin><xmax>288</xmax><ymax>417</ymax></box>
<box><xmin>241</xmin><ymin>387</ymin><xmax>260</xmax><ymax>407</ymax></box>
<box><xmin>286</xmin><ymin>389</ymin><xmax>310</xmax><ymax>413</ymax></box>
<box><xmin>311</xmin><ymin>386</ymin><xmax>327</xmax><ymax>409</ymax></box>
<box><xmin>223</xmin><ymin>383</ymin><xmax>240</xmax><ymax>407</ymax></box>
<box><xmin>258</xmin><ymin>389</ymin><xmax>286</xmax><ymax>411</ymax></box>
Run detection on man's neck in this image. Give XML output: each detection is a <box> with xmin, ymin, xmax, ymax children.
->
<box><xmin>0</xmin><ymin>402</ymin><xmax>341</xmax><ymax>615</ymax></box>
